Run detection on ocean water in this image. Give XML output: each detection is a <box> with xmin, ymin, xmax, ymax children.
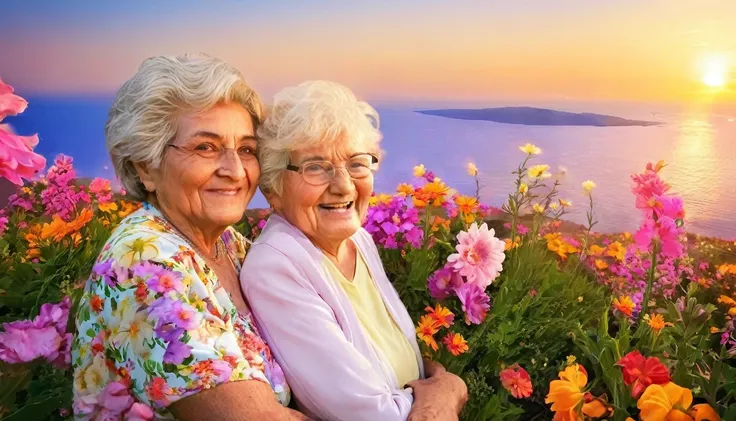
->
<box><xmin>6</xmin><ymin>97</ymin><xmax>736</xmax><ymax>239</ymax></box>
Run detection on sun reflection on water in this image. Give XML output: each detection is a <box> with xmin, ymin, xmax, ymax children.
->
<box><xmin>670</xmin><ymin>116</ymin><xmax>721</xmax><ymax>233</ymax></box>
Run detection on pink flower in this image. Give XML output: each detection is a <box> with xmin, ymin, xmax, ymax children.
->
<box><xmin>146</xmin><ymin>268</ymin><xmax>185</xmax><ymax>294</ymax></box>
<box><xmin>0</xmin><ymin>216</ymin><xmax>7</xmax><ymax>236</ymax></box>
<box><xmin>125</xmin><ymin>403</ymin><xmax>154</xmax><ymax>420</ymax></box>
<box><xmin>500</xmin><ymin>364</ymin><xmax>533</xmax><ymax>399</ymax></box>
<box><xmin>0</xmin><ymin>79</ymin><xmax>46</xmax><ymax>186</ymax></box>
<box><xmin>428</xmin><ymin>265</ymin><xmax>463</xmax><ymax>299</ymax></box>
<box><xmin>455</xmin><ymin>282</ymin><xmax>491</xmax><ymax>325</ymax></box>
<box><xmin>98</xmin><ymin>381</ymin><xmax>134</xmax><ymax>415</ymax></box>
<box><xmin>447</xmin><ymin>222</ymin><xmax>505</xmax><ymax>288</ymax></box>
<box><xmin>149</xmin><ymin>297</ymin><xmax>201</xmax><ymax>330</ymax></box>
<box><xmin>0</xmin><ymin>78</ymin><xmax>28</xmax><ymax>120</ymax></box>
<box><xmin>89</xmin><ymin>177</ymin><xmax>113</xmax><ymax>202</ymax></box>
<box><xmin>0</xmin><ymin>323</ymin><xmax>62</xmax><ymax>363</ymax></box>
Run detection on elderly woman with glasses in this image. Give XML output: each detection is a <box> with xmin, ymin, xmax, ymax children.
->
<box><xmin>71</xmin><ymin>55</ymin><xmax>310</xmax><ymax>420</ymax></box>
<box><xmin>240</xmin><ymin>81</ymin><xmax>467</xmax><ymax>421</ymax></box>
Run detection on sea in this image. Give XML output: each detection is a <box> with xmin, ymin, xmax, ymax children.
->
<box><xmin>6</xmin><ymin>97</ymin><xmax>736</xmax><ymax>239</ymax></box>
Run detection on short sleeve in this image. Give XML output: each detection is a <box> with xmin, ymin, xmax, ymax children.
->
<box><xmin>72</xmin><ymin>228</ymin><xmax>269</xmax><ymax>419</ymax></box>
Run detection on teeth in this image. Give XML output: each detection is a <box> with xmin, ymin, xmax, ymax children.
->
<box><xmin>321</xmin><ymin>202</ymin><xmax>352</xmax><ymax>209</ymax></box>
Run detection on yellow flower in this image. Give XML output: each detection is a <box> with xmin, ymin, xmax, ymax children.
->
<box><xmin>413</xmin><ymin>164</ymin><xmax>426</xmax><ymax>177</ymax></box>
<box><xmin>98</xmin><ymin>202</ymin><xmax>118</xmax><ymax>213</ymax></box>
<box><xmin>566</xmin><ymin>355</ymin><xmax>577</xmax><ymax>366</ymax></box>
<box><xmin>637</xmin><ymin>382</ymin><xmax>693</xmax><ymax>421</ymax></box>
<box><xmin>505</xmin><ymin>236</ymin><xmax>521</xmax><ymax>251</ymax></box>
<box><xmin>467</xmin><ymin>162</ymin><xmax>478</xmax><ymax>176</ymax></box>
<box><xmin>582</xmin><ymin>180</ymin><xmax>596</xmax><ymax>194</ymax></box>
<box><xmin>519</xmin><ymin>143</ymin><xmax>542</xmax><ymax>155</ymax></box>
<box><xmin>550</xmin><ymin>203</ymin><xmax>559</xmax><ymax>210</ymax></box>
<box><xmin>369</xmin><ymin>193</ymin><xmax>393</xmax><ymax>206</ymax></box>
<box><xmin>533</xmin><ymin>203</ymin><xmax>546</xmax><ymax>213</ymax></box>
<box><xmin>606</xmin><ymin>241</ymin><xmax>626</xmax><ymax>261</ymax></box>
<box><xmin>119</xmin><ymin>235</ymin><xmax>160</xmax><ymax>267</ymax></box>
<box><xmin>528</xmin><ymin>164</ymin><xmax>551</xmax><ymax>179</ymax></box>
<box><xmin>519</xmin><ymin>183</ymin><xmax>529</xmax><ymax>194</ymax></box>
<box><xmin>396</xmin><ymin>183</ymin><xmax>414</xmax><ymax>197</ymax></box>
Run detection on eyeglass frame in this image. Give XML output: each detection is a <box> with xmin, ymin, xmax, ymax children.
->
<box><xmin>285</xmin><ymin>153</ymin><xmax>379</xmax><ymax>185</ymax></box>
<box><xmin>166</xmin><ymin>143</ymin><xmax>258</xmax><ymax>164</ymax></box>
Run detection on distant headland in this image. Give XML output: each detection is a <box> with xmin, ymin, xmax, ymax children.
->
<box><xmin>415</xmin><ymin>106</ymin><xmax>662</xmax><ymax>127</ymax></box>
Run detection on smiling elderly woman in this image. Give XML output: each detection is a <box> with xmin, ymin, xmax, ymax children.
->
<box><xmin>71</xmin><ymin>55</ymin><xmax>309</xmax><ymax>420</ymax></box>
<box><xmin>240</xmin><ymin>81</ymin><xmax>467</xmax><ymax>421</ymax></box>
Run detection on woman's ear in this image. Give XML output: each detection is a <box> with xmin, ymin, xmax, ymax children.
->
<box><xmin>132</xmin><ymin>161</ymin><xmax>158</xmax><ymax>193</ymax></box>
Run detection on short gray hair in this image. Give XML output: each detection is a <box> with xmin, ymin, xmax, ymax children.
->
<box><xmin>257</xmin><ymin>80</ymin><xmax>382</xmax><ymax>196</ymax></box>
<box><xmin>105</xmin><ymin>53</ymin><xmax>264</xmax><ymax>201</ymax></box>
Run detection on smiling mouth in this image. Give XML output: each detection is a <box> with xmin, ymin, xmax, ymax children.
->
<box><xmin>318</xmin><ymin>201</ymin><xmax>354</xmax><ymax>211</ymax></box>
<box><xmin>209</xmin><ymin>188</ymin><xmax>241</xmax><ymax>196</ymax></box>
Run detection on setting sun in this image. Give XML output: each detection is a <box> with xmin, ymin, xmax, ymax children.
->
<box><xmin>700</xmin><ymin>54</ymin><xmax>729</xmax><ymax>88</ymax></box>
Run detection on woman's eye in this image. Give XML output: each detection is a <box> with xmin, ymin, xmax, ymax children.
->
<box><xmin>304</xmin><ymin>163</ymin><xmax>327</xmax><ymax>174</ymax></box>
<box><xmin>238</xmin><ymin>146</ymin><xmax>256</xmax><ymax>155</ymax></box>
<box><xmin>194</xmin><ymin>143</ymin><xmax>216</xmax><ymax>152</ymax></box>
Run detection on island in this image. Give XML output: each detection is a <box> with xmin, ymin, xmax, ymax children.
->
<box><xmin>415</xmin><ymin>106</ymin><xmax>662</xmax><ymax>127</ymax></box>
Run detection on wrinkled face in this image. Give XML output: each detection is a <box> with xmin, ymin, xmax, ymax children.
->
<box><xmin>270</xmin><ymin>139</ymin><xmax>376</xmax><ymax>248</ymax></box>
<box><xmin>143</xmin><ymin>102</ymin><xmax>260</xmax><ymax>231</ymax></box>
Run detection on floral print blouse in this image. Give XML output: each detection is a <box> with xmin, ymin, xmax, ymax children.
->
<box><xmin>72</xmin><ymin>202</ymin><xmax>290</xmax><ymax>420</ymax></box>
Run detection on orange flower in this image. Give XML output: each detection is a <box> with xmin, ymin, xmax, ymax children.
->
<box><xmin>690</xmin><ymin>403</ymin><xmax>721</xmax><ymax>421</ymax></box>
<box><xmin>369</xmin><ymin>193</ymin><xmax>393</xmax><ymax>206</ymax></box>
<box><xmin>648</xmin><ymin>314</ymin><xmax>668</xmax><ymax>333</ymax></box>
<box><xmin>454</xmin><ymin>195</ymin><xmax>479</xmax><ymax>214</ymax></box>
<box><xmin>588</xmin><ymin>244</ymin><xmax>605</xmax><ymax>257</ymax></box>
<box><xmin>431</xmin><ymin>216</ymin><xmax>451</xmax><ymax>233</ymax></box>
<box><xmin>594</xmin><ymin>259</ymin><xmax>609</xmax><ymax>270</ymax></box>
<box><xmin>613</xmin><ymin>296</ymin><xmax>636</xmax><ymax>317</ymax></box>
<box><xmin>545</xmin><ymin>364</ymin><xmax>588</xmax><ymax>418</ymax></box>
<box><xmin>637</xmin><ymin>382</ymin><xmax>693</xmax><ymax>421</ymax></box>
<box><xmin>413</xmin><ymin>179</ymin><xmax>450</xmax><ymax>208</ymax></box>
<box><xmin>505</xmin><ymin>236</ymin><xmax>521</xmax><ymax>251</ymax></box>
<box><xmin>442</xmin><ymin>332</ymin><xmax>469</xmax><ymax>356</ymax></box>
<box><xmin>416</xmin><ymin>315</ymin><xmax>440</xmax><ymax>351</ymax></box>
<box><xmin>425</xmin><ymin>304</ymin><xmax>454</xmax><ymax>328</ymax></box>
<box><xmin>545</xmin><ymin>233</ymin><xmax>579</xmax><ymax>260</ymax></box>
<box><xmin>717</xmin><ymin>295</ymin><xmax>736</xmax><ymax>307</ymax></box>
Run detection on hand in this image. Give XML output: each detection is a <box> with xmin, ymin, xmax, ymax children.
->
<box><xmin>422</xmin><ymin>359</ymin><xmax>446</xmax><ymax>378</ymax></box>
<box><xmin>407</xmin><ymin>370</ymin><xmax>468</xmax><ymax>421</ymax></box>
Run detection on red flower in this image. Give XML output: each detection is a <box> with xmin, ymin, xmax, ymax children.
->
<box><xmin>500</xmin><ymin>363</ymin><xmax>533</xmax><ymax>399</ymax></box>
<box><xmin>616</xmin><ymin>351</ymin><xmax>670</xmax><ymax>398</ymax></box>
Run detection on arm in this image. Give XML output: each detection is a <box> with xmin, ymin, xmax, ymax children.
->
<box><xmin>170</xmin><ymin>381</ymin><xmax>311</xmax><ymax>421</ymax></box>
<box><xmin>241</xmin><ymin>245</ymin><xmax>414</xmax><ymax>421</ymax></box>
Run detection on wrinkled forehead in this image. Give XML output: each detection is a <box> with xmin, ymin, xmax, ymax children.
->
<box><xmin>289</xmin><ymin>135</ymin><xmax>376</xmax><ymax>163</ymax></box>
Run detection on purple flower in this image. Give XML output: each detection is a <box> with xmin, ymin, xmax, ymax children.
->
<box><xmin>146</xmin><ymin>268</ymin><xmax>185</xmax><ymax>294</ymax></box>
<box><xmin>454</xmin><ymin>282</ymin><xmax>491</xmax><ymax>325</ymax></box>
<box><xmin>163</xmin><ymin>339</ymin><xmax>192</xmax><ymax>364</ymax></box>
<box><xmin>93</xmin><ymin>259</ymin><xmax>119</xmax><ymax>288</ymax></box>
<box><xmin>149</xmin><ymin>297</ymin><xmax>201</xmax><ymax>330</ymax></box>
<box><xmin>36</xmin><ymin>296</ymin><xmax>71</xmax><ymax>334</ymax></box>
<box><xmin>428</xmin><ymin>266</ymin><xmax>463</xmax><ymax>299</ymax></box>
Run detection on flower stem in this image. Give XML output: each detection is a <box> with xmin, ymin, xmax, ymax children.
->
<box><xmin>639</xmin><ymin>243</ymin><xmax>659</xmax><ymax>324</ymax></box>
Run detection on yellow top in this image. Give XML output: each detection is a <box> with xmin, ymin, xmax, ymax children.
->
<box><xmin>324</xmin><ymin>250</ymin><xmax>420</xmax><ymax>387</ymax></box>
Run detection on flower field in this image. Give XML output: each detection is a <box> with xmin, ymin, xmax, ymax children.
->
<box><xmin>2</xmin><ymin>79</ymin><xmax>736</xmax><ymax>420</ymax></box>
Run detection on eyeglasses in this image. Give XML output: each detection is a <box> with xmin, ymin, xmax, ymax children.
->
<box><xmin>167</xmin><ymin>144</ymin><xmax>257</xmax><ymax>164</ymax></box>
<box><xmin>286</xmin><ymin>153</ymin><xmax>378</xmax><ymax>186</ymax></box>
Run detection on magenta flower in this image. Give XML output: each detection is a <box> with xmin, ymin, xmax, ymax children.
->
<box><xmin>364</xmin><ymin>196</ymin><xmax>423</xmax><ymax>249</ymax></box>
<box><xmin>428</xmin><ymin>265</ymin><xmax>463</xmax><ymax>299</ymax></box>
<box><xmin>455</xmin><ymin>282</ymin><xmax>491</xmax><ymax>325</ymax></box>
<box><xmin>447</xmin><ymin>222</ymin><xmax>505</xmax><ymax>289</ymax></box>
<box><xmin>0</xmin><ymin>216</ymin><xmax>7</xmax><ymax>236</ymax></box>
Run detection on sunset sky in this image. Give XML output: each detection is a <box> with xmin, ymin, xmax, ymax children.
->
<box><xmin>2</xmin><ymin>0</ymin><xmax>735</xmax><ymax>104</ymax></box>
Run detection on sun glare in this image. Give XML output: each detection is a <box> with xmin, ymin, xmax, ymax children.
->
<box><xmin>700</xmin><ymin>54</ymin><xmax>729</xmax><ymax>88</ymax></box>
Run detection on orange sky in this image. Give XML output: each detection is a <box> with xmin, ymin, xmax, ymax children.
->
<box><xmin>1</xmin><ymin>0</ymin><xmax>734</xmax><ymax>104</ymax></box>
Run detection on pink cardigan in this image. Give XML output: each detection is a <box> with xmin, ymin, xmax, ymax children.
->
<box><xmin>240</xmin><ymin>214</ymin><xmax>425</xmax><ymax>421</ymax></box>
